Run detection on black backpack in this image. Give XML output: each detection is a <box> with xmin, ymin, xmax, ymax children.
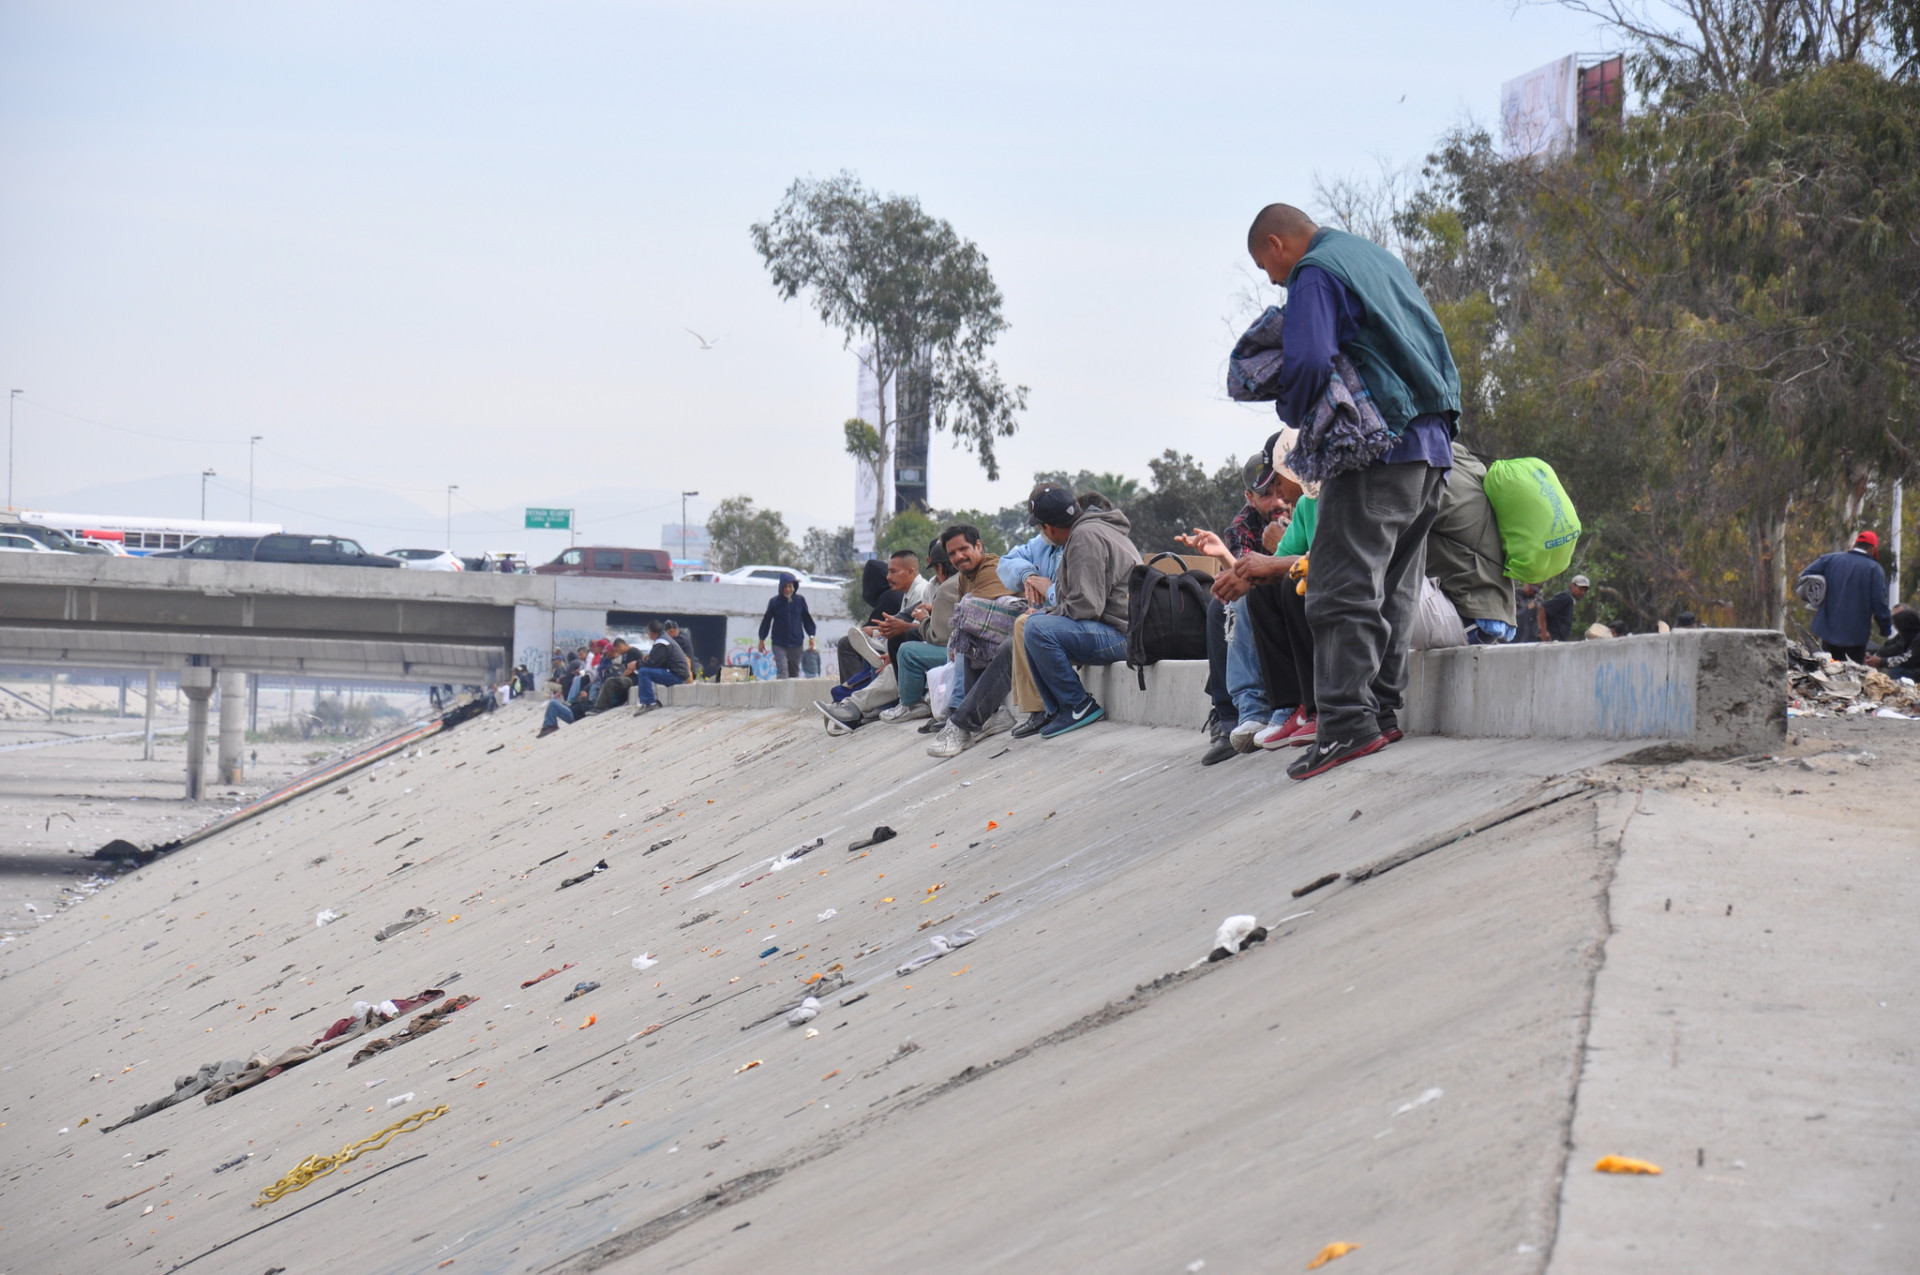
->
<box><xmin>1124</xmin><ymin>553</ymin><xmax>1215</xmax><ymax>689</ymax></box>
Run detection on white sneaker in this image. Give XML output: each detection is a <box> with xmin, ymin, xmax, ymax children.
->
<box><xmin>1230</xmin><ymin>718</ymin><xmax>1263</xmax><ymax>754</ymax></box>
<box><xmin>879</xmin><ymin>700</ymin><xmax>933</xmax><ymax>723</ymax></box>
<box><xmin>926</xmin><ymin>722</ymin><xmax>973</xmax><ymax>758</ymax></box>
<box><xmin>1254</xmin><ymin>721</ymin><xmax>1291</xmax><ymax>750</ymax></box>
<box><xmin>974</xmin><ymin>705</ymin><xmax>1017</xmax><ymax>740</ymax></box>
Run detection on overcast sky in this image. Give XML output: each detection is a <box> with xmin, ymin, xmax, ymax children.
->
<box><xmin>0</xmin><ymin>0</ymin><xmax>1604</xmax><ymax>551</ymax></box>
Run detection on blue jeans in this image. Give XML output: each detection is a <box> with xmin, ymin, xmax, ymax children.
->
<box><xmin>633</xmin><ymin>667</ymin><xmax>683</xmax><ymax>705</ymax></box>
<box><xmin>894</xmin><ymin>641</ymin><xmax>947</xmax><ymax>707</ymax></box>
<box><xmin>543</xmin><ymin>699</ymin><xmax>575</xmax><ymax>729</ymax></box>
<box><xmin>1022</xmin><ymin>614</ymin><xmax>1127</xmax><ymax>716</ymax></box>
<box><xmin>1225</xmin><ymin>597</ymin><xmax>1272</xmax><ymax>724</ymax></box>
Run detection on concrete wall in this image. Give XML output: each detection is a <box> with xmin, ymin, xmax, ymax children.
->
<box><xmin>656</xmin><ymin>629</ymin><xmax>1788</xmax><ymax>757</ymax></box>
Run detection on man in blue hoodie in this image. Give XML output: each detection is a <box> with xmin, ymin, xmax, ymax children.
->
<box><xmin>757</xmin><ymin>574</ymin><xmax>816</xmax><ymax>678</ymax></box>
<box><xmin>1801</xmin><ymin>531</ymin><xmax>1893</xmax><ymax>662</ymax></box>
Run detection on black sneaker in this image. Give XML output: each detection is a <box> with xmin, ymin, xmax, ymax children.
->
<box><xmin>917</xmin><ymin>716</ymin><xmax>946</xmax><ymax>735</ymax></box>
<box><xmin>1200</xmin><ymin>710</ymin><xmax>1239</xmax><ymax>766</ymax></box>
<box><xmin>1009</xmin><ymin>711</ymin><xmax>1049</xmax><ymax>740</ymax></box>
<box><xmin>1287</xmin><ymin>732</ymin><xmax>1389</xmax><ymax>780</ymax></box>
<box><xmin>1039</xmin><ymin>697</ymin><xmax>1104</xmax><ymax>738</ymax></box>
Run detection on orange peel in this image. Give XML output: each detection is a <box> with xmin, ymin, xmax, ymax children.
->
<box><xmin>1594</xmin><ymin>1155</ymin><xmax>1661</xmax><ymax>1175</ymax></box>
<box><xmin>1307</xmin><ymin>1241</ymin><xmax>1359</xmax><ymax>1269</ymax></box>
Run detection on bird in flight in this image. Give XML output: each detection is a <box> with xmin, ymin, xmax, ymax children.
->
<box><xmin>685</xmin><ymin>329</ymin><xmax>719</xmax><ymax>350</ymax></box>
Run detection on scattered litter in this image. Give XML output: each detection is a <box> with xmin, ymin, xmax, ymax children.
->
<box><xmin>734</xmin><ymin>1060</ymin><xmax>763</xmax><ymax>1074</ymax></box>
<box><xmin>1786</xmin><ymin>643</ymin><xmax>1920</xmax><ymax>716</ymax></box>
<box><xmin>787</xmin><ymin>997</ymin><xmax>820</xmax><ymax>1026</ymax></box>
<box><xmin>1307</xmin><ymin>1242</ymin><xmax>1360</xmax><ymax>1269</ymax></box>
<box><xmin>105</xmin><ymin>1184</ymin><xmax>159</xmax><ymax>1208</ymax></box>
<box><xmin>888</xmin><ymin>1039</ymin><xmax>919</xmax><ymax>1061</ymax></box>
<box><xmin>520</xmin><ymin>964</ymin><xmax>576</xmax><ymax>989</ymax></box>
<box><xmin>759</xmin><ymin>946</ymin><xmax>780</xmax><ymax>959</ymax></box>
<box><xmin>579</xmin><ymin>1014</ymin><xmax>597</xmax><ymax>1028</ymax></box>
<box><xmin>895</xmin><ymin>930</ymin><xmax>976</xmax><ymax>976</ymax></box>
<box><xmin>805</xmin><ymin>1027</ymin><xmax>819</xmax><ymax>1038</ymax></box>
<box><xmin>631</xmin><ymin>953</ymin><xmax>659</xmax><ymax>971</ymax></box>
<box><xmin>374</xmin><ymin>907</ymin><xmax>436</xmax><ymax>942</ymax></box>
<box><xmin>365</xmin><ymin>1078</ymin><xmax>387</xmax><ymax>1089</ymax></box>
<box><xmin>1394</xmin><ymin>1087</ymin><xmax>1443</xmax><ymax>1116</ymax></box>
<box><xmin>772</xmin><ymin>837</ymin><xmax>825</xmax><ymax>869</ymax></box>
<box><xmin>385</xmin><ymin>1092</ymin><xmax>415</xmax><ymax>1109</ymax></box>
<box><xmin>1207</xmin><ymin>915</ymin><xmax>1269</xmax><ymax>962</ymax></box>
<box><xmin>1594</xmin><ymin>1155</ymin><xmax>1661</xmax><ymax>1175</ymax></box>
<box><xmin>558</xmin><ymin>860</ymin><xmax>610</xmax><ymax>890</ymax></box>
<box><xmin>677</xmin><ymin>911</ymin><xmax>718</xmax><ymax>929</ymax></box>
<box><xmin>315</xmin><ymin>910</ymin><xmax>341</xmax><ymax>928</ymax></box>
<box><xmin>840</xmin><ymin>991</ymin><xmax>868</xmax><ymax>1007</ymax></box>
<box><xmin>143</xmin><ymin>940</ymin><xmax>159</xmax><ymax>950</ymax></box>
<box><xmin>253</xmin><ymin>1104</ymin><xmax>449</xmax><ymax>1207</ymax></box>
<box><xmin>645</xmin><ymin>837</ymin><xmax>677</xmax><ymax>855</ymax></box>
<box><xmin>848</xmin><ymin>825</ymin><xmax>897</xmax><ymax>852</ymax></box>
<box><xmin>212</xmin><ymin>1153</ymin><xmax>251</xmax><ymax>1173</ymax></box>
<box><xmin>817</xmin><ymin>909</ymin><xmax>837</xmax><ymax>922</ymax></box>
<box><xmin>562</xmin><ymin>981</ymin><xmax>600</xmax><ymax>1002</ymax></box>
<box><xmin>1292</xmin><ymin>874</ymin><xmax>1339</xmax><ymax>898</ymax></box>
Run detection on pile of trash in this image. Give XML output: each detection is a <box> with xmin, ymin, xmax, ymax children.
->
<box><xmin>1786</xmin><ymin>642</ymin><xmax>1919</xmax><ymax>719</ymax></box>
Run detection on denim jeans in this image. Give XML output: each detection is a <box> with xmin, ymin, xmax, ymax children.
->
<box><xmin>633</xmin><ymin>667</ymin><xmax>683</xmax><ymax>705</ymax></box>
<box><xmin>543</xmin><ymin>698</ymin><xmax>575</xmax><ymax>730</ymax></box>
<box><xmin>894</xmin><ymin>641</ymin><xmax>947</xmax><ymax>707</ymax></box>
<box><xmin>1021</xmin><ymin>614</ymin><xmax>1127</xmax><ymax>716</ymax></box>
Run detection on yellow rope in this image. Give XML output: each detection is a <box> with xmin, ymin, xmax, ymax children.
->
<box><xmin>252</xmin><ymin>1105</ymin><xmax>450</xmax><ymax>1207</ymax></box>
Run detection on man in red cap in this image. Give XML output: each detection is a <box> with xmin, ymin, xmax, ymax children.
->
<box><xmin>1798</xmin><ymin>531</ymin><xmax>1892</xmax><ymax>663</ymax></box>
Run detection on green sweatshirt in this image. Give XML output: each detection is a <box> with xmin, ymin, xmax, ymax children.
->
<box><xmin>1276</xmin><ymin>495</ymin><xmax>1317</xmax><ymax>558</ymax></box>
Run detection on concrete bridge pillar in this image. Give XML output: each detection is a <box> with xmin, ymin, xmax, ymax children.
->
<box><xmin>180</xmin><ymin>667</ymin><xmax>215</xmax><ymax>801</ymax></box>
<box><xmin>217</xmin><ymin>669</ymin><xmax>247</xmax><ymax>785</ymax></box>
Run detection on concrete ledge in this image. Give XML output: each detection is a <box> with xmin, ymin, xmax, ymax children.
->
<box><xmin>652</xmin><ymin>630</ymin><xmax>1788</xmax><ymax>757</ymax></box>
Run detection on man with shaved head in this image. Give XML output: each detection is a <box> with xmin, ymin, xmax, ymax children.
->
<box><xmin>1246</xmin><ymin>201</ymin><xmax>1461</xmax><ymax>780</ymax></box>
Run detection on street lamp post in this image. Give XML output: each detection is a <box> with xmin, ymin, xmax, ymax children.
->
<box><xmin>680</xmin><ymin>490</ymin><xmax>699</xmax><ymax>575</ymax></box>
<box><xmin>201</xmin><ymin>468</ymin><xmax>217</xmax><ymax>520</ymax></box>
<box><xmin>249</xmin><ymin>435</ymin><xmax>263</xmax><ymax>520</ymax></box>
<box><xmin>446</xmin><ymin>485</ymin><xmax>458</xmax><ymax>552</ymax></box>
<box><xmin>7</xmin><ymin>389</ymin><xmax>21</xmax><ymax>509</ymax></box>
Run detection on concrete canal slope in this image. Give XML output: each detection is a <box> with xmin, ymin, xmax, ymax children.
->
<box><xmin>0</xmin><ymin>697</ymin><xmax>1910</xmax><ymax>1274</ymax></box>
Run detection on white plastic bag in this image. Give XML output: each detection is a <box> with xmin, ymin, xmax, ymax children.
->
<box><xmin>1408</xmin><ymin>577</ymin><xmax>1468</xmax><ymax>651</ymax></box>
<box><xmin>927</xmin><ymin>660</ymin><xmax>956</xmax><ymax>718</ymax></box>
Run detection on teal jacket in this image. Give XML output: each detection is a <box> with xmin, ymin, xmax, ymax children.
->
<box><xmin>1287</xmin><ymin>229</ymin><xmax>1461</xmax><ymax>433</ymax></box>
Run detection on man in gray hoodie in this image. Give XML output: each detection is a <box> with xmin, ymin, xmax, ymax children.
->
<box><xmin>1022</xmin><ymin>483</ymin><xmax>1143</xmax><ymax>738</ymax></box>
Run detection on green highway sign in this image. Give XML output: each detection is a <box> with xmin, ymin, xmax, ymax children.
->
<box><xmin>525</xmin><ymin>507</ymin><xmax>572</xmax><ymax>530</ymax></box>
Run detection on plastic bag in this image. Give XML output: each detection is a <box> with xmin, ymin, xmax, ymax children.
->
<box><xmin>1483</xmin><ymin>457</ymin><xmax>1581</xmax><ymax>583</ymax></box>
<box><xmin>927</xmin><ymin>661</ymin><xmax>956</xmax><ymax>718</ymax></box>
<box><xmin>1408</xmin><ymin>577</ymin><xmax>1468</xmax><ymax>650</ymax></box>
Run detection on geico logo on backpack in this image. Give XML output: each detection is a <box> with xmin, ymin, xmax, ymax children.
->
<box><xmin>1482</xmin><ymin>457</ymin><xmax>1582</xmax><ymax>583</ymax></box>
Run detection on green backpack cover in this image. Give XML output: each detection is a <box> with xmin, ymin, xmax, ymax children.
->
<box><xmin>1482</xmin><ymin>457</ymin><xmax>1581</xmax><ymax>583</ymax></box>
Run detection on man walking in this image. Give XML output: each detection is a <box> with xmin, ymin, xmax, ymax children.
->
<box><xmin>1801</xmin><ymin>532</ymin><xmax>1892</xmax><ymax>663</ymax></box>
<box><xmin>757</xmin><ymin>574</ymin><xmax>816</xmax><ymax>678</ymax></box>
<box><xmin>1247</xmin><ymin>203</ymin><xmax>1459</xmax><ymax>779</ymax></box>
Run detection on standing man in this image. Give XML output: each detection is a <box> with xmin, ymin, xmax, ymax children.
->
<box><xmin>1247</xmin><ymin>203</ymin><xmax>1460</xmax><ymax>779</ymax></box>
<box><xmin>1801</xmin><ymin>532</ymin><xmax>1892</xmax><ymax>663</ymax></box>
<box><xmin>1542</xmin><ymin>575</ymin><xmax>1589</xmax><ymax>643</ymax></box>
<box><xmin>757</xmin><ymin>574</ymin><xmax>816</xmax><ymax>678</ymax></box>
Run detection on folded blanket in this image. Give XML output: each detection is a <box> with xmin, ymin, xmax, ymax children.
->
<box><xmin>948</xmin><ymin>595</ymin><xmax>1028</xmax><ymax>668</ymax></box>
<box><xmin>1227</xmin><ymin>307</ymin><xmax>1393</xmax><ymax>482</ymax></box>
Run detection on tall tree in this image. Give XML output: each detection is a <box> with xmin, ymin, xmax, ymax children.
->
<box><xmin>705</xmin><ymin>496</ymin><xmax>798</xmax><ymax>572</ymax></box>
<box><xmin>752</xmin><ymin>172</ymin><xmax>1028</xmax><ymax>546</ymax></box>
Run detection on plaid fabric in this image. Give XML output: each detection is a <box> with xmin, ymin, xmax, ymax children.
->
<box><xmin>948</xmin><ymin>594</ymin><xmax>1029</xmax><ymax>667</ymax></box>
<box><xmin>1225</xmin><ymin>502</ymin><xmax>1273</xmax><ymax>560</ymax></box>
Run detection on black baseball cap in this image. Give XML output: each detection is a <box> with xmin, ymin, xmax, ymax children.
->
<box><xmin>1253</xmin><ymin>427</ymin><xmax>1304</xmax><ymax>492</ymax></box>
<box><xmin>1027</xmin><ymin>482</ymin><xmax>1080</xmax><ymax>528</ymax></box>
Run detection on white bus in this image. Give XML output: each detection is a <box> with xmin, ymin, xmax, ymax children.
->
<box><xmin>19</xmin><ymin>510</ymin><xmax>283</xmax><ymax>556</ymax></box>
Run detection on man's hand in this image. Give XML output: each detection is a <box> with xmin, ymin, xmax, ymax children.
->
<box><xmin>1210</xmin><ymin>553</ymin><xmax>1296</xmax><ymax>604</ymax></box>
<box><xmin>807</xmin><ymin>637</ymin><xmax>816</xmax><ymax>650</ymax></box>
<box><xmin>911</xmin><ymin>603</ymin><xmax>932</xmax><ymax>621</ymax></box>
<box><xmin>1261</xmin><ymin>520</ymin><xmax>1287</xmax><ymax>553</ymax></box>
<box><xmin>757</xmin><ymin>639</ymin><xmax>767</xmax><ymax>653</ymax></box>
<box><xmin>1023</xmin><ymin>575</ymin><xmax>1051</xmax><ymax>607</ymax></box>
<box><xmin>1175</xmin><ymin>528</ymin><xmax>1231</xmax><ymax>569</ymax></box>
<box><xmin>875</xmin><ymin>614</ymin><xmax>912</xmax><ymax>638</ymax></box>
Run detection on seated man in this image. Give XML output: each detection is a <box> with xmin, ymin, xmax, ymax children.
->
<box><xmin>592</xmin><ymin>639</ymin><xmax>640</xmax><ymax>712</ymax></box>
<box><xmin>1425</xmin><ymin>440</ymin><xmax>1516</xmax><ymax>645</ymax></box>
<box><xmin>835</xmin><ymin>550</ymin><xmax>932</xmax><ymax>680</ymax></box>
<box><xmin>932</xmin><ymin>523</ymin><xmax>1019</xmax><ymax>713</ymax></box>
<box><xmin>536</xmin><ymin>684</ymin><xmax>574</xmax><ymax>738</ymax></box>
<box><xmin>1023</xmin><ymin>485</ymin><xmax>1141</xmax><ymax>737</ymax></box>
<box><xmin>880</xmin><ymin>537</ymin><xmax>971</xmax><ymax>723</ymax></box>
<box><xmin>816</xmin><ymin>546</ymin><xmax>941</xmax><ymax>732</ymax></box>
<box><xmin>632</xmin><ymin>620</ymin><xmax>692</xmax><ymax>710</ymax></box>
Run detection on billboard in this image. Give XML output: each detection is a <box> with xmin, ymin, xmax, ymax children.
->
<box><xmin>661</xmin><ymin>522</ymin><xmax>711</xmax><ymax>568</ymax></box>
<box><xmin>1502</xmin><ymin>55</ymin><xmax>1578</xmax><ymax>160</ymax></box>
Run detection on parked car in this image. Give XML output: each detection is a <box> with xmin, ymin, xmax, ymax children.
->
<box><xmin>387</xmin><ymin>548</ymin><xmax>465</xmax><ymax>572</ymax></box>
<box><xmin>0</xmin><ymin>521</ymin><xmax>86</xmax><ymax>553</ymax></box>
<box><xmin>713</xmin><ymin>563</ymin><xmax>814</xmax><ymax>587</ymax></box>
<box><xmin>533</xmin><ymin>546</ymin><xmax>674</xmax><ymax>580</ymax></box>
<box><xmin>252</xmin><ymin>534</ymin><xmax>401</xmax><ymax>568</ymax></box>
<box><xmin>153</xmin><ymin>535</ymin><xmax>263</xmax><ymax>561</ymax></box>
<box><xmin>678</xmin><ymin>570</ymin><xmax>720</xmax><ymax>583</ymax></box>
<box><xmin>74</xmin><ymin>536</ymin><xmax>129</xmax><ymax>555</ymax></box>
<box><xmin>0</xmin><ymin>532</ymin><xmax>63</xmax><ymax>553</ymax></box>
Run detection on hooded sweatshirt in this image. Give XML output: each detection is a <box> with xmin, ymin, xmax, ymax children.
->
<box><xmin>1048</xmin><ymin>506</ymin><xmax>1143</xmax><ymax>633</ymax></box>
<box><xmin>758</xmin><ymin>575</ymin><xmax>817</xmax><ymax>648</ymax></box>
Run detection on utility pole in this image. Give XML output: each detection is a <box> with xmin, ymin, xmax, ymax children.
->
<box><xmin>201</xmin><ymin>468</ymin><xmax>217</xmax><ymax>520</ymax></box>
<box><xmin>1893</xmin><ymin>477</ymin><xmax>1905</xmax><ymax>605</ymax></box>
<box><xmin>7</xmin><ymin>389</ymin><xmax>21</xmax><ymax>509</ymax></box>
<box><xmin>446</xmin><ymin>484</ymin><xmax>458</xmax><ymax>551</ymax></box>
<box><xmin>680</xmin><ymin>490</ymin><xmax>699</xmax><ymax>574</ymax></box>
<box><xmin>249</xmin><ymin>435</ymin><xmax>263</xmax><ymax>520</ymax></box>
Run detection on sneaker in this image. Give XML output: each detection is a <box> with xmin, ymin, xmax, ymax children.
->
<box><xmin>879</xmin><ymin>700</ymin><xmax>933</xmax><ymax>723</ymax></box>
<box><xmin>1377</xmin><ymin>713</ymin><xmax>1404</xmax><ymax>745</ymax></box>
<box><xmin>975</xmin><ymin>705</ymin><xmax>1017</xmax><ymax>740</ymax></box>
<box><xmin>1229</xmin><ymin>718</ymin><xmax>1264</xmax><ymax>754</ymax></box>
<box><xmin>1280</xmin><ymin>710</ymin><xmax>1318</xmax><ymax>745</ymax></box>
<box><xmin>926</xmin><ymin>722</ymin><xmax>973</xmax><ymax>758</ymax></box>
<box><xmin>1255</xmin><ymin>706</ymin><xmax>1308</xmax><ymax>750</ymax></box>
<box><xmin>917</xmin><ymin>716</ymin><xmax>945</xmax><ymax>735</ymax></box>
<box><xmin>813</xmin><ymin>699</ymin><xmax>862</xmax><ymax>728</ymax></box>
<box><xmin>1287</xmin><ymin>732</ymin><xmax>1389</xmax><ymax>781</ymax></box>
<box><xmin>1201</xmin><ymin>717</ymin><xmax>1239</xmax><ymax>766</ymax></box>
<box><xmin>536</xmin><ymin>725</ymin><xmax>558</xmax><ymax>739</ymax></box>
<box><xmin>1009</xmin><ymin>711</ymin><xmax>1049</xmax><ymax>740</ymax></box>
<box><xmin>1040</xmin><ymin>696</ymin><xmax>1104</xmax><ymax>738</ymax></box>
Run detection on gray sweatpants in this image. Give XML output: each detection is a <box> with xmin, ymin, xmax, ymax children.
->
<box><xmin>1304</xmin><ymin>461</ymin><xmax>1446</xmax><ymax>740</ymax></box>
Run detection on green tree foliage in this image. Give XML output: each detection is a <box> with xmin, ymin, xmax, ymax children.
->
<box><xmin>876</xmin><ymin>507</ymin><xmax>944</xmax><ymax>563</ymax></box>
<box><xmin>1117</xmin><ymin>452</ymin><xmax>1247</xmax><ymax>556</ymax></box>
<box><xmin>799</xmin><ymin>525</ymin><xmax>858</xmax><ymax>577</ymax></box>
<box><xmin>752</xmin><ymin>173</ymin><xmax>1028</xmax><ymax>545</ymax></box>
<box><xmin>705</xmin><ymin>496</ymin><xmax>798</xmax><ymax>573</ymax></box>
